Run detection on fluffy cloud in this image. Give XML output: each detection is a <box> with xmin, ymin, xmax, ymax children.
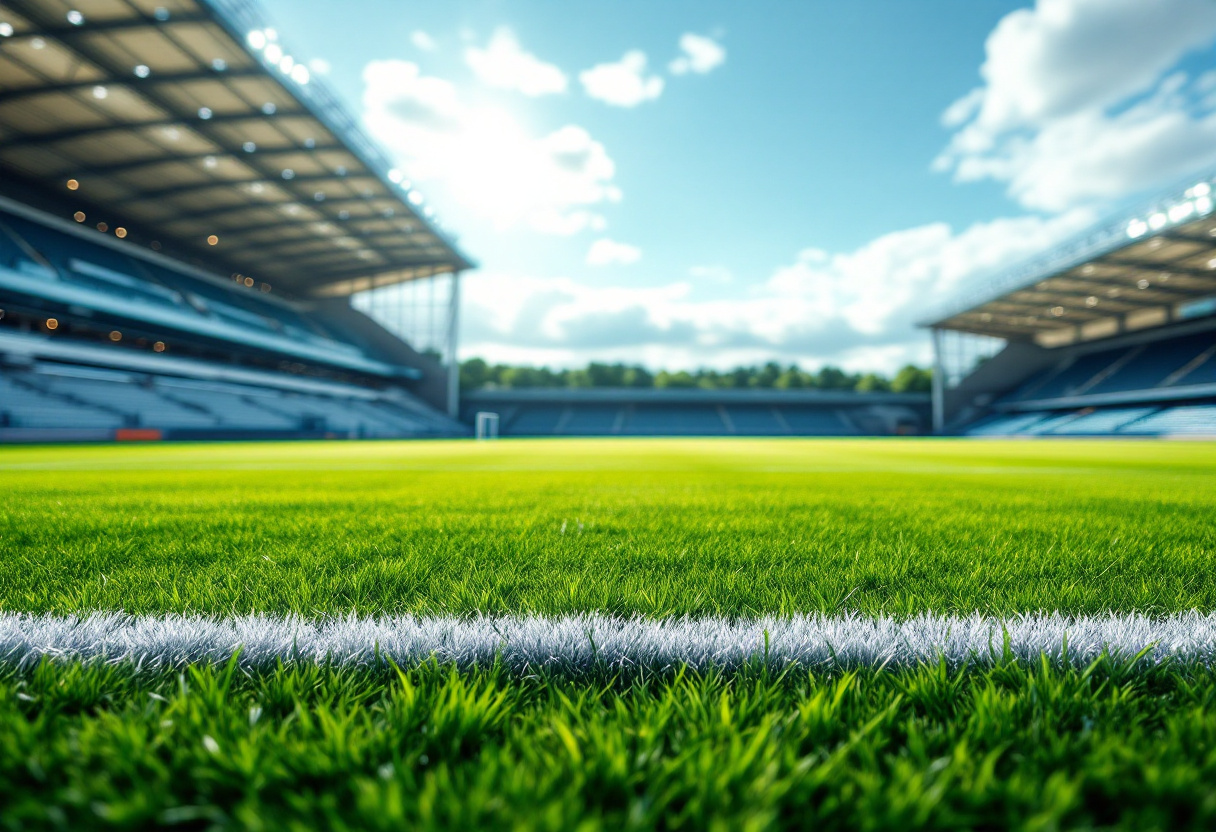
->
<box><xmin>465</xmin><ymin>28</ymin><xmax>567</xmax><ymax>96</ymax></box>
<box><xmin>411</xmin><ymin>31</ymin><xmax>437</xmax><ymax>52</ymax></box>
<box><xmin>461</xmin><ymin>211</ymin><xmax>1093</xmax><ymax>370</ymax></box>
<box><xmin>586</xmin><ymin>238</ymin><xmax>642</xmax><ymax>266</ymax></box>
<box><xmin>669</xmin><ymin>34</ymin><xmax>726</xmax><ymax>76</ymax></box>
<box><xmin>937</xmin><ymin>0</ymin><xmax>1216</xmax><ymax>211</ymax></box>
<box><xmin>579</xmin><ymin>51</ymin><xmax>664</xmax><ymax>107</ymax></box>
<box><xmin>362</xmin><ymin>60</ymin><xmax>619</xmax><ymax>234</ymax></box>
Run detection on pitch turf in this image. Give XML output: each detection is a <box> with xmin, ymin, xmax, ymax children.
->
<box><xmin>1</xmin><ymin>438</ymin><xmax>1214</xmax><ymax>616</ymax></box>
<box><xmin>3</xmin><ymin>437</ymin><xmax>1216</xmax><ymax>830</ymax></box>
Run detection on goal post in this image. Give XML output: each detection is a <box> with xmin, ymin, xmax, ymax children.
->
<box><xmin>475</xmin><ymin>411</ymin><xmax>500</xmax><ymax>440</ymax></box>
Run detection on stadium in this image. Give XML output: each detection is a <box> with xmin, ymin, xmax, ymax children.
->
<box><xmin>3</xmin><ymin>2</ymin><xmax>1216</xmax><ymax>830</ymax></box>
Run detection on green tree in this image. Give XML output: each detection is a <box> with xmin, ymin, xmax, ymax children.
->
<box><xmin>854</xmin><ymin>373</ymin><xmax>891</xmax><ymax>393</ymax></box>
<box><xmin>891</xmin><ymin>365</ymin><xmax>933</xmax><ymax>393</ymax></box>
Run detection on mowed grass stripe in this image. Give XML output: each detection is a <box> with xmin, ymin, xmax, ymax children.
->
<box><xmin>6</xmin><ymin>611</ymin><xmax>1216</xmax><ymax>672</ymax></box>
<box><xmin>1</xmin><ymin>439</ymin><xmax>1214</xmax><ymax>618</ymax></box>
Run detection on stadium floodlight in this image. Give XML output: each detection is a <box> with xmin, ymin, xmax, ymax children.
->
<box><xmin>1126</xmin><ymin>219</ymin><xmax>1148</xmax><ymax>238</ymax></box>
<box><xmin>246</xmin><ymin>30</ymin><xmax>266</xmax><ymax>50</ymax></box>
<box><xmin>1194</xmin><ymin>182</ymin><xmax>1212</xmax><ymax>197</ymax></box>
<box><xmin>212</xmin><ymin>58</ymin><xmax>228</xmax><ymax>72</ymax></box>
<box><xmin>197</xmin><ymin>107</ymin><xmax>213</xmax><ymax>120</ymax></box>
<box><xmin>264</xmin><ymin>43</ymin><xmax>283</xmax><ymax>63</ymax></box>
<box><xmin>0</xmin><ymin>23</ymin><xmax>14</xmax><ymax>37</ymax></box>
<box><xmin>387</xmin><ymin>168</ymin><xmax>405</xmax><ymax>184</ymax></box>
<box><xmin>408</xmin><ymin>191</ymin><xmax>424</xmax><ymax>205</ymax></box>
<box><xmin>1168</xmin><ymin>203</ymin><xmax>1194</xmax><ymax>222</ymax></box>
<box><xmin>262</xmin><ymin>102</ymin><xmax>276</xmax><ymax>115</ymax></box>
<box><xmin>278</xmin><ymin>55</ymin><xmax>294</xmax><ymax>74</ymax></box>
<box><xmin>1199</xmin><ymin>196</ymin><xmax>1215</xmax><ymax>215</ymax></box>
<box><xmin>1148</xmin><ymin>212</ymin><xmax>1168</xmax><ymax>230</ymax></box>
<box><xmin>291</xmin><ymin>65</ymin><xmax>310</xmax><ymax>85</ymax></box>
<box><xmin>243</xmin><ymin>141</ymin><xmax>257</xmax><ymax>153</ymax></box>
<box><xmin>134</xmin><ymin>64</ymin><xmax>150</xmax><ymax>78</ymax></box>
<box><xmin>92</xmin><ymin>85</ymin><xmax>107</xmax><ymax>100</ymax></box>
<box><xmin>475</xmin><ymin>412</ymin><xmax>500</xmax><ymax>440</ymax></box>
<box><xmin>66</xmin><ymin>10</ymin><xmax>84</xmax><ymax>25</ymax></box>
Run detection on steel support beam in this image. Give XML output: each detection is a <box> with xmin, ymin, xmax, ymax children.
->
<box><xmin>446</xmin><ymin>271</ymin><xmax>462</xmax><ymax>418</ymax></box>
<box><xmin>931</xmin><ymin>327</ymin><xmax>945</xmax><ymax>434</ymax></box>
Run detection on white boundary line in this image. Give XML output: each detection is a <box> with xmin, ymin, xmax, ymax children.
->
<box><xmin>2</xmin><ymin>612</ymin><xmax>1216</xmax><ymax>672</ymax></box>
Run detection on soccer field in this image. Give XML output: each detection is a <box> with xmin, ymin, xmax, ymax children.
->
<box><xmin>3</xmin><ymin>438</ymin><xmax>1216</xmax><ymax>829</ymax></box>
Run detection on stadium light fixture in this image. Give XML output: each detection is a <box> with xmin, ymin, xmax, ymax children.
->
<box><xmin>1137</xmin><ymin>279</ymin><xmax>1150</xmax><ymax>289</ymax></box>
<box><xmin>407</xmin><ymin>191</ymin><xmax>424</xmax><ymax>205</ymax></box>
<box><xmin>247</xmin><ymin>30</ymin><xmax>267</xmax><ymax>50</ymax></box>
<box><xmin>1168</xmin><ymin>203</ymin><xmax>1194</xmax><ymax>223</ymax></box>
<box><xmin>203</xmin><ymin>156</ymin><xmax>218</xmax><ymax>169</ymax></box>
<box><xmin>96</xmin><ymin>222</ymin><xmax>108</xmax><ymax>232</ymax></box>
<box><xmin>1194</xmin><ymin>182</ymin><xmax>1212</xmax><ymax>197</ymax></box>
<box><xmin>66</xmin><ymin>179</ymin><xmax>79</xmax><ymax>190</ymax></box>
<box><xmin>66</xmin><ymin>10</ymin><xmax>84</xmax><ymax>25</ymax></box>
<box><xmin>264</xmin><ymin>43</ymin><xmax>283</xmax><ymax>64</ymax></box>
<box><xmin>73</xmin><ymin>212</ymin><xmax>85</xmax><ymax>222</ymax></box>
<box><xmin>278</xmin><ymin>55</ymin><xmax>295</xmax><ymax>74</ymax></box>
<box><xmin>281</xmin><ymin>168</ymin><xmax>295</xmax><ymax>179</ymax></box>
<box><xmin>92</xmin><ymin>85</ymin><xmax>108</xmax><ymax>100</ymax></box>
<box><xmin>134</xmin><ymin>64</ymin><xmax>150</xmax><ymax>78</ymax></box>
<box><xmin>198</xmin><ymin>107</ymin><xmax>213</xmax><ymax>120</ymax></box>
<box><xmin>243</xmin><ymin>141</ymin><xmax>257</xmax><ymax>153</ymax></box>
<box><xmin>207</xmin><ymin>235</ymin><xmax>219</xmax><ymax>246</ymax></box>
<box><xmin>211</xmin><ymin>58</ymin><xmax>228</xmax><ymax>72</ymax></box>
<box><xmin>30</xmin><ymin>37</ymin><xmax>45</xmax><ymax>50</ymax></box>
<box><xmin>115</xmin><ymin>227</ymin><xmax>127</xmax><ymax>239</ymax></box>
<box><xmin>262</xmin><ymin>102</ymin><xmax>276</xmax><ymax>115</ymax></box>
<box><xmin>1085</xmin><ymin>296</ymin><xmax>1098</xmax><ymax>307</ymax></box>
<box><xmin>153</xmin><ymin>341</ymin><xmax>165</xmax><ymax>352</ymax></box>
<box><xmin>1198</xmin><ymin>196</ymin><xmax>1214</xmax><ymax>215</ymax></box>
<box><xmin>291</xmin><ymin>65</ymin><xmax>310</xmax><ymax>85</ymax></box>
<box><xmin>0</xmin><ymin>23</ymin><xmax>14</xmax><ymax>37</ymax></box>
<box><xmin>1148</xmin><ymin>212</ymin><xmax>1167</xmax><ymax>230</ymax></box>
<box><xmin>45</xmin><ymin>318</ymin><xmax>59</xmax><ymax>331</ymax></box>
<box><xmin>109</xmin><ymin>331</ymin><xmax>122</xmax><ymax>342</ymax></box>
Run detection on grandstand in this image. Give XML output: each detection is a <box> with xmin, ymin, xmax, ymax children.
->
<box><xmin>463</xmin><ymin>388</ymin><xmax>930</xmax><ymax>437</ymax></box>
<box><xmin>923</xmin><ymin>175</ymin><xmax>1216</xmax><ymax>437</ymax></box>
<box><xmin>0</xmin><ymin>0</ymin><xmax>472</xmax><ymax>441</ymax></box>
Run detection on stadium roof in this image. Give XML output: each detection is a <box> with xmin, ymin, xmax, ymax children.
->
<box><xmin>0</xmin><ymin>0</ymin><xmax>473</xmax><ymax>298</ymax></box>
<box><xmin>922</xmin><ymin>174</ymin><xmax>1216</xmax><ymax>348</ymax></box>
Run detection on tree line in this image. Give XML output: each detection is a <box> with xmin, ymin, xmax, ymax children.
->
<box><xmin>460</xmin><ymin>359</ymin><xmax>933</xmax><ymax>393</ymax></box>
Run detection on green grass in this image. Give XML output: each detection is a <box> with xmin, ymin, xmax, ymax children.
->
<box><xmin>6</xmin><ymin>658</ymin><xmax>1216</xmax><ymax>831</ymax></box>
<box><xmin>3</xmin><ymin>437</ymin><xmax>1216</xmax><ymax>829</ymax></box>
<box><xmin>1</xmin><ymin>438</ymin><xmax>1214</xmax><ymax>616</ymax></box>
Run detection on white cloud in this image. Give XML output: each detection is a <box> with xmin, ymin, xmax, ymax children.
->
<box><xmin>669</xmin><ymin>34</ymin><xmax>726</xmax><ymax>76</ymax></box>
<box><xmin>580</xmin><ymin>51</ymin><xmax>664</xmax><ymax>107</ymax></box>
<box><xmin>937</xmin><ymin>0</ymin><xmax>1216</xmax><ymax>211</ymax></box>
<box><xmin>362</xmin><ymin>60</ymin><xmax>619</xmax><ymax>234</ymax></box>
<box><xmin>586</xmin><ymin>238</ymin><xmax>642</xmax><ymax>267</ymax></box>
<box><xmin>465</xmin><ymin>27</ymin><xmax>567</xmax><ymax>96</ymax></box>
<box><xmin>411</xmin><ymin>30</ymin><xmax>437</xmax><ymax>52</ymax></box>
<box><xmin>688</xmin><ymin>265</ymin><xmax>733</xmax><ymax>284</ymax></box>
<box><xmin>461</xmin><ymin>211</ymin><xmax>1093</xmax><ymax>370</ymax></box>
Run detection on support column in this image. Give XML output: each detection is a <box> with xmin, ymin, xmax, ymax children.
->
<box><xmin>445</xmin><ymin>271</ymin><xmax>462</xmax><ymax>419</ymax></box>
<box><xmin>931</xmin><ymin>327</ymin><xmax>945</xmax><ymax>434</ymax></box>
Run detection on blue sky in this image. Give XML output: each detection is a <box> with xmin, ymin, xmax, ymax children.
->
<box><xmin>260</xmin><ymin>0</ymin><xmax>1216</xmax><ymax>372</ymax></box>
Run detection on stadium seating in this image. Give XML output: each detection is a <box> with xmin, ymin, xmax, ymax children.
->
<box><xmin>0</xmin><ymin>359</ymin><xmax>460</xmax><ymax>439</ymax></box>
<box><xmin>0</xmin><ymin>208</ymin><xmax>398</xmax><ymax>377</ymax></box>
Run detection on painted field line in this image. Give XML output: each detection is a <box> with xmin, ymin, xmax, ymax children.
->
<box><xmin>3</xmin><ymin>612</ymin><xmax>1216</xmax><ymax>673</ymax></box>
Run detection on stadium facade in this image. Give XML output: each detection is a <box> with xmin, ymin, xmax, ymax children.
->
<box><xmin>923</xmin><ymin>174</ymin><xmax>1216</xmax><ymax>438</ymax></box>
<box><xmin>0</xmin><ymin>0</ymin><xmax>472</xmax><ymax>441</ymax></box>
